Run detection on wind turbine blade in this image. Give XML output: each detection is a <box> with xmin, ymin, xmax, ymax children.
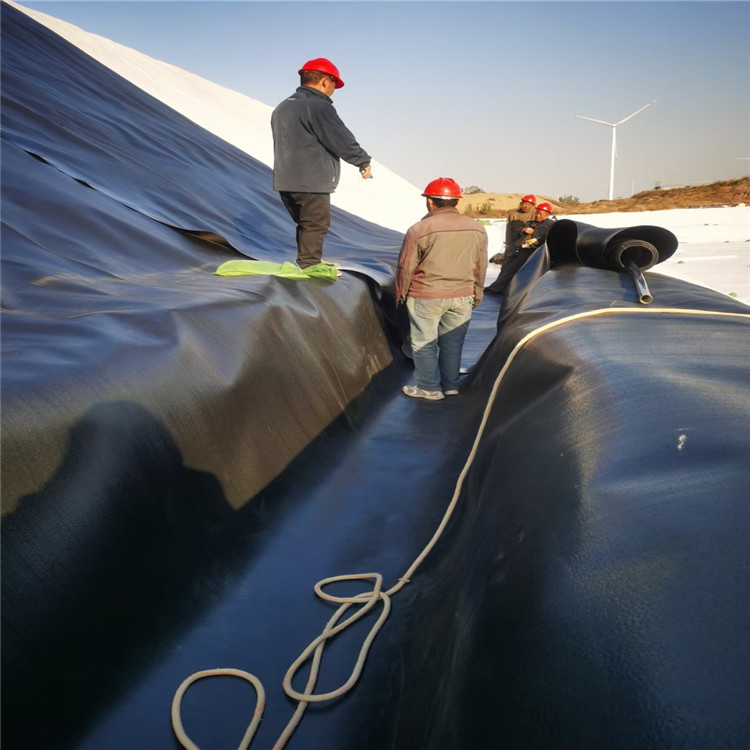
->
<box><xmin>572</xmin><ymin>114</ymin><xmax>615</xmax><ymax>127</ymax></box>
<box><xmin>616</xmin><ymin>99</ymin><xmax>656</xmax><ymax>126</ymax></box>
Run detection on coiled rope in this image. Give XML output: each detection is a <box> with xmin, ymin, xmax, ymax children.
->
<box><xmin>172</xmin><ymin>306</ymin><xmax>750</xmax><ymax>750</ymax></box>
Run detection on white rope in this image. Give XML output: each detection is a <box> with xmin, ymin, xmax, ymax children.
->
<box><xmin>171</xmin><ymin>669</ymin><xmax>265</xmax><ymax>750</ymax></box>
<box><xmin>172</xmin><ymin>306</ymin><xmax>750</xmax><ymax>749</ymax></box>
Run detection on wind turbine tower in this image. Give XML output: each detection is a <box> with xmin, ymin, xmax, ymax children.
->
<box><xmin>573</xmin><ymin>100</ymin><xmax>655</xmax><ymax>200</ymax></box>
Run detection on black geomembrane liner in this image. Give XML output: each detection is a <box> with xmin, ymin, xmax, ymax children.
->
<box><xmin>2</xmin><ymin>4</ymin><xmax>749</xmax><ymax>749</ymax></box>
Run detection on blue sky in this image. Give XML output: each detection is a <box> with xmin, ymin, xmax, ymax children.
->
<box><xmin>20</xmin><ymin>1</ymin><xmax>750</xmax><ymax>202</ymax></box>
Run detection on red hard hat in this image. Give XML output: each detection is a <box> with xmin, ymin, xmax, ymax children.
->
<box><xmin>521</xmin><ymin>195</ymin><xmax>536</xmax><ymax>204</ymax></box>
<box><xmin>422</xmin><ymin>177</ymin><xmax>462</xmax><ymax>199</ymax></box>
<box><xmin>298</xmin><ymin>58</ymin><xmax>344</xmax><ymax>88</ymax></box>
<box><xmin>536</xmin><ymin>202</ymin><xmax>552</xmax><ymax>213</ymax></box>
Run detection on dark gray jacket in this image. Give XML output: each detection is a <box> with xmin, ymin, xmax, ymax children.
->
<box><xmin>505</xmin><ymin>206</ymin><xmax>536</xmax><ymax>246</ymax></box>
<box><xmin>491</xmin><ymin>217</ymin><xmax>555</xmax><ymax>294</ymax></box>
<box><xmin>271</xmin><ymin>86</ymin><xmax>371</xmax><ymax>193</ymax></box>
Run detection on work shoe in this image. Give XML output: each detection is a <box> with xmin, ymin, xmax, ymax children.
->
<box><xmin>322</xmin><ymin>261</ymin><xmax>343</xmax><ymax>277</ymax></box>
<box><xmin>300</xmin><ymin>262</ymin><xmax>341</xmax><ymax>280</ymax></box>
<box><xmin>444</xmin><ymin>389</ymin><xmax>459</xmax><ymax>396</ymax></box>
<box><xmin>318</xmin><ymin>261</ymin><xmax>341</xmax><ymax>275</ymax></box>
<box><xmin>402</xmin><ymin>385</ymin><xmax>444</xmax><ymax>401</ymax></box>
<box><xmin>319</xmin><ymin>260</ymin><xmax>342</xmax><ymax>276</ymax></box>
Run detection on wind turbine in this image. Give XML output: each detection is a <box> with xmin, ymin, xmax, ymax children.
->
<box><xmin>573</xmin><ymin>100</ymin><xmax>655</xmax><ymax>200</ymax></box>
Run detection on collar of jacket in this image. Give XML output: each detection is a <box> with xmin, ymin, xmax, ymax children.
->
<box><xmin>297</xmin><ymin>85</ymin><xmax>331</xmax><ymax>103</ymax></box>
<box><xmin>526</xmin><ymin>217</ymin><xmax>548</xmax><ymax>229</ymax></box>
<box><xmin>422</xmin><ymin>205</ymin><xmax>460</xmax><ymax>220</ymax></box>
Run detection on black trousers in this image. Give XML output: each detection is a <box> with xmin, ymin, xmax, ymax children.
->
<box><xmin>486</xmin><ymin>244</ymin><xmax>535</xmax><ymax>294</ymax></box>
<box><xmin>279</xmin><ymin>191</ymin><xmax>331</xmax><ymax>268</ymax></box>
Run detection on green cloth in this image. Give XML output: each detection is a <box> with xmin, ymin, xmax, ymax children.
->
<box><xmin>215</xmin><ymin>260</ymin><xmax>339</xmax><ymax>280</ymax></box>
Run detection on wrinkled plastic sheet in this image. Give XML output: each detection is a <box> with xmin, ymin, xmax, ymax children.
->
<box><xmin>3</xmin><ymin>4</ymin><xmax>750</xmax><ymax>750</ymax></box>
<box><xmin>1</xmin><ymin>3</ymin><xmax>402</xmax><ymax>515</ymax></box>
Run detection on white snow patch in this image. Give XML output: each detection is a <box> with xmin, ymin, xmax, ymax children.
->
<box><xmin>484</xmin><ymin>207</ymin><xmax>750</xmax><ymax>305</ymax></box>
<box><xmin>563</xmin><ymin>206</ymin><xmax>750</xmax><ymax>244</ymax></box>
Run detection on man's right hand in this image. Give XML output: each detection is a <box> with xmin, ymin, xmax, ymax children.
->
<box><xmin>359</xmin><ymin>164</ymin><xmax>373</xmax><ymax>179</ymax></box>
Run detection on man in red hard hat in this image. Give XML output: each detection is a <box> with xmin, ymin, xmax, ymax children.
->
<box><xmin>396</xmin><ymin>178</ymin><xmax>488</xmax><ymax>401</ymax></box>
<box><xmin>490</xmin><ymin>194</ymin><xmax>537</xmax><ymax>265</ymax></box>
<box><xmin>504</xmin><ymin>194</ymin><xmax>537</xmax><ymax>251</ymax></box>
<box><xmin>271</xmin><ymin>58</ymin><xmax>372</xmax><ymax>270</ymax></box>
<box><xmin>519</xmin><ymin>202</ymin><xmax>554</xmax><ymax>244</ymax></box>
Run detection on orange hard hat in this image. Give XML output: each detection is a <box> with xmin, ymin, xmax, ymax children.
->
<box><xmin>422</xmin><ymin>177</ymin><xmax>462</xmax><ymax>199</ymax></box>
<box><xmin>521</xmin><ymin>195</ymin><xmax>536</xmax><ymax>204</ymax></box>
<box><xmin>298</xmin><ymin>58</ymin><xmax>344</xmax><ymax>88</ymax></box>
<box><xmin>536</xmin><ymin>202</ymin><xmax>552</xmax><ymax>213</ymax></box>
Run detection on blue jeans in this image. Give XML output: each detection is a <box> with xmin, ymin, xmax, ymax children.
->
<box><xmin>406</xmin><ymin>296</ymin><xmax>473</xmax><ymax>391</ymax></box>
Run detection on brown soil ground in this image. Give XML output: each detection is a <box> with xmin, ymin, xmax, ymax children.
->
<box><xmin>458</xmin><ymin>192</ymin><xmax>558</xmax><ymax>216</ymax></box>
<box><xmin>458</xmin><ymin>176</ymin><xmax>750</xmax><ymax>218</ymax></box>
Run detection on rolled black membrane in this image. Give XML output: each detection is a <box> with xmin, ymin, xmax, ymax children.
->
<box><xmin>2</xmin><ymin>4</ymin><xmax>749</xmax><ymax>749</ymax></box>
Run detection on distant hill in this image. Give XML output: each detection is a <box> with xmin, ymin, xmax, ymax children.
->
<box><xmin>458</xmin><ymin>192</ymin><xmax>558</xmax><ymax>217</ymax></box>
<box><xmin>459</xmin><ymin>177</ymin><xmax>750</xmax><ymax>218</ymax></box>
